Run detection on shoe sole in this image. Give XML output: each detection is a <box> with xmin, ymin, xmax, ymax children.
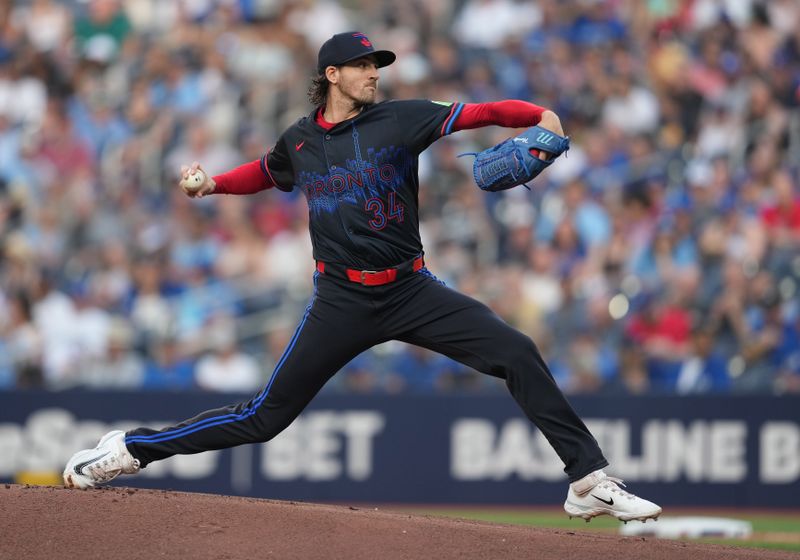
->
<box><xmin>63</xmin><ymin>473</ymin><xmax>83</xmax><ymax>489</ymax></box>
<box><xmin>564</xmin><ymin>502</ymin><xmax>662</xmax><ymax>523</ymax></box>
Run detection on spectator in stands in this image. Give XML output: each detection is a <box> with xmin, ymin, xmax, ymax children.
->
<box><xmin>675</xmin><ymin>326</ymin><xmax>731</xmax><ymax>393</ymax></box>
<box><xmin>1</xmin><ymin>292</ymin><xmax>43</xmax><ymax>388</ymax></box>
<box><xmin>129</xmin><ymin>259</ymin><xmax>173</xmax><ymax>342</ymax></box>
<box><xmin>81</xmin><ymin>318</ymin><xmax>144</xmax><ymax>389</ymax></box>
<box><xmin>736</xmin><ymin>287</ymin><xmax>787</xmax><ymax>392</ymax></box>
<box><xmin>774</xmin><ymin>309</ymin><xmax>800</xmax><ymax>393</ymax></box>
<box><xmin>387</xmin><ymin>344</ymin><xmax>465</xmax><ymax>393</ymax></box>
<box><xmin>333</xmin><ymin>351</ymin><xmax>385</xmax><ymax>394</ymax></box>
<box><xmin>142</xmin><ymin>333</ymin><xmax>195</xmax><ymax>390</ymax></box>
<box><xmin>625</xmin><ymin>293</ymin><xmax>692</xmax><ymax>392</ymax></box>
<box><xmin>10</xmin><ymin>0</ymin><xmax>72</xmax><ymax>54</ymax></box>
<box><xmin>195</xmin><ymin>323</ymin><xmax>260</xmax><ymax>393</ymax></box>
<box><xmin>73</xmin><ymin>0</ymin><xmax>131</xmax><ymax>63</ymax></box>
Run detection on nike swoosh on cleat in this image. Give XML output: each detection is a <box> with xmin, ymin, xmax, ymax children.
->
<box><xmin>74</xmin><ymin>451</ymin><xmax>110</xmax><ymax>475</ymax></box>
<box><xmin>592</xmin><ymin>494</ymin><xmax>614</xmax><ymax>506</ymax></box>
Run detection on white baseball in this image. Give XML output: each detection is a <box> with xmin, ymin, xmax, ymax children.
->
<box><xmin>181</xmin><ymin>169</ymin><xmax>206</xmax><ymax>193</ymax></box>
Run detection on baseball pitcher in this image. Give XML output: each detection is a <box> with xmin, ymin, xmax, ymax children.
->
<box><xmin>64</xmin><ymin>32</ymin><xmax>661</xmax><ymax>523</ymax></box>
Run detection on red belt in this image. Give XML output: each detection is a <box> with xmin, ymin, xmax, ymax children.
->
<box><xmin>316</xmin><ymin>256</ymin><xmax>425</xmax><ymax>286</ymax></box>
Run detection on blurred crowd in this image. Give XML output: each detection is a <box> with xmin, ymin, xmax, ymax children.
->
<box><xmin>0</xmin><ymin>0</ymin><xmax>799</xmax><ymax>395</ymax></box>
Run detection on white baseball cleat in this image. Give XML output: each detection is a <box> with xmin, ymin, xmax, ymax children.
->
<box><xmin>63</xmin><ymin>430</ymin><xmax>141</xmax><ymax>489</ymax></box>
<box><xmin>564</xmin><ymin>470</ymin><xmax>662</xmax><ymax>523</ymax></box>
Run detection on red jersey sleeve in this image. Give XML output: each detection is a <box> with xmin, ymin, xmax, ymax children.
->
<box><xmin>212</xmin><ymin>159</ymin><xmax>275</xmax><ymax>195</ymax></box>
<box><xmin>450</xmin><ymin>100</ymin><xmax>546</xmax><ymax>132</ymax></box>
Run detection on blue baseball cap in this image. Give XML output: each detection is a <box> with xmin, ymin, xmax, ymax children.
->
<box><xmin>317</xmin><ymin>32</ymin><xmax>396</xmax><ymax>74</ymax></box>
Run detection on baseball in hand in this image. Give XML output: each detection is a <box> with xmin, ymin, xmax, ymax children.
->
<box><xmin>181</xmin><ymin>169</ymin><xmax>207</xmax><ymax>193</ymax></box>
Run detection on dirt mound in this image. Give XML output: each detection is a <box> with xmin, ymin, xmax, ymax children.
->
<box><xmin>0</xmin><ymin>484</ymin><xmax>795</xmax><ymax>560</ymax></box>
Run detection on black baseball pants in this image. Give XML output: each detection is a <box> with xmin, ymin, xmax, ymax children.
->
<box><xmin>125</xmin><ymin>268</ymin><xmax>608</xmax><ymax>481</ymax></box>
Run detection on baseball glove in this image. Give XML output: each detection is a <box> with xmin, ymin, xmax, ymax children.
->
<box><xmin>464</xmin><ymin>126</ymin><xmax>570</xmax><ymax>192</ymax></box>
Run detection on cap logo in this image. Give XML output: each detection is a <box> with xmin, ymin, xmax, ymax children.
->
<box><xmin>353</xmin><ymin>32</ymin><xmax>372</xmax><ymax>47</ymax></box>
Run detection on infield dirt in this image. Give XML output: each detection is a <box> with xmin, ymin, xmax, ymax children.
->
<box><xmin>1</xmin><ymin>484</ymin><xmax>796</xmax><ymax>560</ymax></box>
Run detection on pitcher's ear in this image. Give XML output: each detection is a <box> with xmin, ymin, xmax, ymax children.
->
<box><xmin>325</xmin><ymin>66</ymin><xmax>339</xmax><ymax>85</ymax></box>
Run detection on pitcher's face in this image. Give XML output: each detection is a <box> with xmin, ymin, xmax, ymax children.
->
<box><xmin>333</xmin><ymin>56</ymin><xmax>380</xmax><ymax>107</ymax></box>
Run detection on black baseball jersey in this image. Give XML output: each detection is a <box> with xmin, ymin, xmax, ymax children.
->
<box><xmin>263</xmin><ymin>100</ymin><xmax>465</xmax><ymax>269</ymax></box>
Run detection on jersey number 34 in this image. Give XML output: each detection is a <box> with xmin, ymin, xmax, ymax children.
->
<box><xmin>365</xmin><ymin>192</ymin><xmax>404</xmax><ymax>230</ymax></box>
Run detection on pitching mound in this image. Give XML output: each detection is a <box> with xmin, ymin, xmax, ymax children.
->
<box><xmin>1</xmin><ymin>485</ymin><xmax>795</xmax><ymax>560</ymax></box>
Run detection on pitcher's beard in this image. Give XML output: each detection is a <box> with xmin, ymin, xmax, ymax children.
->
<box><xmin>339</xmin><ymin>84</ymin><xmax>377</xmax><ymax>113</ymax></box>
<box><xmin>353</xmin><ymin>90</ymin><xmax>377</xmax><ymax>108</ymax></box>
<box><xmin>353</xmin><ymin>84</ymin><xmax>377</xmax><ymax>108</ymax></box>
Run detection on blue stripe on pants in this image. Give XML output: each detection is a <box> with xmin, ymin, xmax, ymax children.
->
<box><xmin>125</xmin><ymin>274</ymin><xmax>318</xmax><ymax>446</ymax></box>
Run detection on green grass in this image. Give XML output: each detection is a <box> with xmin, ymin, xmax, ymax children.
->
<box><xmin>398</xmin><ymin>508</ymin><xmax>800</xmax><ymax>553</ymax></box>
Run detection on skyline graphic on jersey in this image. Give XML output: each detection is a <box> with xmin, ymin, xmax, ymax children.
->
<box><xmin>297</xmin><ymin>145</ymin><xmax>416</xmax><ymax>217</ymax></box>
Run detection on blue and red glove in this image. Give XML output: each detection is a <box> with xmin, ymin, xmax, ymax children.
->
<box><xmin>466</xmin><ymin>126</ymin><xmax>570</xmax><ymax>192</ymax></box>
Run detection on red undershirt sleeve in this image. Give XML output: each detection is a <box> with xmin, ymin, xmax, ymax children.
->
<box><xmin>211</xmin><ymin>159</ymin><xmax>275</xmax><ymax>195</ymax></box>
<box><xmin>450</xmin><ymin>100</ymin><xmax>547</xmax><ymax>132</ymax></box>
